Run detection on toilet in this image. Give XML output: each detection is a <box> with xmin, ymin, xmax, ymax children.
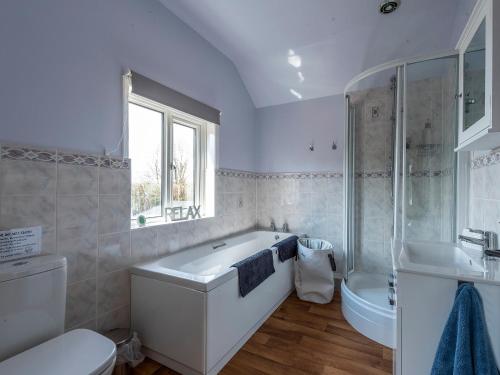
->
<box><xmin>0</xmin><ymin>255</ymin><xmax>117</xmax><ymax>374</ymax></box>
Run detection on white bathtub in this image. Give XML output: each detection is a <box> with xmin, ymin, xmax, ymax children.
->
<box><xmin>130</xmin><ymin>230</ymin><xmax>295</xmax><ymax>375</ymax></box>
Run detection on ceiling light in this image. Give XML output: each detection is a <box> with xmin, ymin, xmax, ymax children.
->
<box><xmin>290</xmin><ymin>89</ymin><xmax>302</xmax><ymax>99</ymax></box>
<box><xmin>298</xmin><ymin>72</ymin><xmax>304</xmax><ymax>82</ymax></box>
<box><xmin>288</xmin><ymin>54</ymin><xmax>302</xmax><ymax>68</ymax></box>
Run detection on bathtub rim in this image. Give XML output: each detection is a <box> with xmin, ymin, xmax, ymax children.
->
<box><xmin>130</xmin><ymin>230</ymin><xmax>295</xmax><ymax>292</ymax></box>
<box><xmin>131</xmin><ymin>264</ymin><xmax>237</xmax><ymax>292</ymax></box>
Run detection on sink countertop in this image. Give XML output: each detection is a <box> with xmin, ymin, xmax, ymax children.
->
<box><xmin>392</xmin><ymin>239</ymin><xmax>500</xmax><ymax>286</ymax></box>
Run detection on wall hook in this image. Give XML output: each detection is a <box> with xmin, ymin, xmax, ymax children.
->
<box><xmin>309</xmin><ymin>141</ymin><xmax>314</xmax><ymax>151</ymax></box>
<box><xmin>331</xmin><ymin>139</ymin><xmax>337</xmax><ymax>150</ymax></box>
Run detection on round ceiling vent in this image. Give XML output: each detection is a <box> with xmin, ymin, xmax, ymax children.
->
<box><xmin>379</xmin><ymin>0</ymin><xmax>400</xmax><ymax>14</ymax></box>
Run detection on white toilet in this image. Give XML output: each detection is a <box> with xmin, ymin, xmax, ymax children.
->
<box><xmin>0</xmin><ymin>255</ymin><xmax>117</xmax><ymax>374</ymax></box>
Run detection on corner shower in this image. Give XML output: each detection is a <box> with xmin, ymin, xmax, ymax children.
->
<box><xmin>341</xmin><ymin>54</ymin><xmax>458</xmax><ymax>348</ymax></box>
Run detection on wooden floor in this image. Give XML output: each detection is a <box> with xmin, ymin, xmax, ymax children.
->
<box><xmin>132</xmin><ymin>292</ymin><xmax>393</xmax><ymax>375</ymax></box>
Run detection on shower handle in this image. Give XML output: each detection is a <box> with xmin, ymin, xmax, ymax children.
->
<box><xmin>408</xmin><ymin>163</ymin><xmax>413</xmax><ymax>206</ymax></box>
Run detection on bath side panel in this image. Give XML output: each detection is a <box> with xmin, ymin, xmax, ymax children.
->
<box><xmin>131</xmin><ymin>274</ymin><xmax>207</xmax><ymax>373</ymax></box>
<box><xmin>206</xmin><ymin>254</ymin><xmax>294</xmax><ymax>372</ymax></box>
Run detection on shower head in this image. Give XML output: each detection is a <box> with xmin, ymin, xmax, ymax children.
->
<box><xmin>379</xmin><ymin>0</ymin><xmax>400</xmax><ymax>14</ymax></box>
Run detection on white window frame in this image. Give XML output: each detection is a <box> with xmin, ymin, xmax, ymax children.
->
<box><xmin>128</xmin><ymin>93</ymin><xmax>209</xmax><ymax>223</ymax></box>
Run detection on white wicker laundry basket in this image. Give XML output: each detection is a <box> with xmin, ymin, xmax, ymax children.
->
<box><xmin>294</xmin><ymin>238</ymin><xmax>335</xmax><ymax>304</ymax></box>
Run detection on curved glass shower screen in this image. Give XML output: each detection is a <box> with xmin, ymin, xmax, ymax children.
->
<box><xmin>344</xmin><ymin>54</ymin><xmax>458</xmax><ymax>279</ymax></box>
<box><xmin>341</xmin><ymin>53</ymin><xmax>458</xmax><ymax>350</ymax></box>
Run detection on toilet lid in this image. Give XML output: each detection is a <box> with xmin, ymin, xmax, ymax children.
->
<box><xmin>0</xmin><ymin>329</ymin><xmax>116</xmax><ymax>375</ymax></box>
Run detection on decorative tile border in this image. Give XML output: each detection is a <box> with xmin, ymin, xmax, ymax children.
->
<box><xmin>58</xmin><ymin>151</ymin><xmax>100</xmax><ymax>167</ymax></box>
<box><xmin>100</xmin><ymin>157</ymin><xmax>130</xmax><ymax>169</ymax></box>
<box><xmin>355</xmin><ymin>170</ymin><xmax>390</xmax><ymax>178</ymax></box>
<box><xmin>216</xmin><ymin>169</ymin><xmax>344</xmax><ymax>179</ymax></box>
<box><xmin>217</xmin><ymin>168</ymin><xmax>451</xmax><ymax>180</ymax></box>
<box><xmin>0</xmin><ymin>145</ymin><xmax>58</xmax><ymax>163</ymax></box>
<box><xmin>216</xmin><ymin>168</ymin><xmax>257</xmax><ymax>179</ymax></box>
<box><xmin>357</xmin><ymin>169</ymin><xmax>453</xmax><ymax>178</ymax></box>
<box><xmin>1</xmin><ymin>142</ymin><xmax>454</xmax><ymax>175</ymax></box>
<box><xmin>409</xmin><ymin>169</ymin><xmax>451</xmax><ymax>177</ymax></box>
<box><xmin>0</xmin><ymin>143</ymin><xmax>131</xmax><ymax>169</ymax></box>
<box><xmin>471</xmin><ymin>149</ymin><xmax>500</xmax><ymax>169</ymax></box>
<box><xmin>256</xmin><ymin>171</ymin><xmax>343</xmax><ymax>180</ymax></box>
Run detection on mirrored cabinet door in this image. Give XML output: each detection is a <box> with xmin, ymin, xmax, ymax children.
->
<box><xmin>462</xmin><ymin>19</ymin><xmax>486</xmax><ymax>132</ymax></box>
<box><xmin>455</xmin><ymin>0</ymin><xmax>500</xmax><ymax>151</ymax></box>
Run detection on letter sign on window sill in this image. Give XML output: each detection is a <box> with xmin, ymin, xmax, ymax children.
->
<box><xmin>0</xmin><ymin>226</ymin><xmax>42</xmax><ymax>262</ymax></box>
<box><xmin>165</xmin><ymin>206</ymin><xmax>202</xmax><ymax>222</ymax></box>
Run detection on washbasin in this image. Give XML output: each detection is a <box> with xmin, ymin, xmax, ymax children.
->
<box><xmin>401</xmin><ymin>241</ymin><xmax>484</xmax><ymax>273</ymax></box>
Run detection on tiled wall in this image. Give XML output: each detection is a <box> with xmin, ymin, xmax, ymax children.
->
<box><xmin>1</xmin><ymin>142</ymin><xmax>347</xmax><ymax>333</ymax></box>
<box><xmin>255</xmin><ymin>172</ymin><xmax>344</xmax><ymax>273</ymax></box>
<box><xmin>469</xmin><ymin>149</ymin><xmax>500</xmax><ymax>233</ymax></box>
<box><xmin>0</xmin><ymin>144</ymin><xmax>256</xmax><ymax>332</ymax></box>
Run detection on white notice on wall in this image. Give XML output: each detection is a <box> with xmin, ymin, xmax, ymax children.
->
<box><xmin>0</xmin><ymin>226</ymin><xmax>42</xmax><ymax>262</ymax></box>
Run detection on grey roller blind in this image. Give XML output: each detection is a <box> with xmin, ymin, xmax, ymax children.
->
<box><xmin>130</xmin><ymin>71</ymin><xmax>220</xmax><ymax>125</ymax></box>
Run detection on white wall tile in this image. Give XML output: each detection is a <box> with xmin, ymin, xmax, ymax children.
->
<box><xmin>57</xmin><ymin>195</ymin><xmax>98</xmax><ymax>232</ymax></box>
<box><xmin>469</xmin><ymin>158</ymin><xmax>500</xmax><ymax>237</ymax></box>
<box><xmin>97</xmin><ymin>305</ymin><xmax>130</xmax><ymax>332</ymax></box>
<box><xmin>131</xmin><ymin>227</ymin><xmax>158</xmax><ymax>262</ymax></box>
<box><xmin>0</xmin><ymin>159</ymin><xmax>56</xmax><ymax>196</ymax></box>
<box><xmin>97</xmin><ymin>269</ymin><xmax>130</xmax><ymax>314</ymax></box>
<box><xmin>98</xmin><ymin>232</ymin><xmax>132</xmax><ymax>274</ymax></box>
<box><xmin>66</xmin><ymin>278</ymin><xmax>97</xmax><ymax>330</ymax></box>
<box><xmin>58</xmin><ymin>233</ymin><xmax>97</xmax><ymax>283</ymax></box>
<box><xmin>98</xmin><ymin>195</ymin><xmax>131</xmax><ymax>235</ymax></box>
<box><xmin>58</xmin><ymin>164</ymin><xmax>98</xmax><ymax>196</ymax></box>
<box><xmin>99</xmin><ymin>168</ymin><xmax>131</xmax><ymax>195</ymax></box>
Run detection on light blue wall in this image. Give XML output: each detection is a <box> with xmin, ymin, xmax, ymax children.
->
<box><xmin>256</xmin><ymin>94</ymin><xmax>344</xmax><ymax>173</ymax></box>
<box><xmin>0</xmin><ymin>0</ymin><xmax>256</xmax><ymax>171</ymax></box>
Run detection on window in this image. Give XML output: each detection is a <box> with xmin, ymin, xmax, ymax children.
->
<box><xmin>129</xmin><ymin>103</ymin><xmax>163</xmax><ymax>219</ymax></box>
<box><xmin>128</xmin><ymin>94</ymin><xmax>215</xmax><ymax>223</ymax></box>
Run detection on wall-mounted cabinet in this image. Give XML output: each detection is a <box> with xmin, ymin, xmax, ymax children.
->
<box><xmin>456</xmin><ymin>0</ymin><xmax>500</xmax><ymax>151</ymax></box>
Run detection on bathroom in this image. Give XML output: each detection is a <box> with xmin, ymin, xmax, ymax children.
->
<box><xmin>1</xmin><ymin>0</ymin><xmax>500</xmax><ymax>374</ymax></box>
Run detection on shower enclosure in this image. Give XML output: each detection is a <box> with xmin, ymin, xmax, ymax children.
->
<box><xmin>341</xmin><ymin>54</ymin><xmax>458</xmax><ymax>348</ymax></box>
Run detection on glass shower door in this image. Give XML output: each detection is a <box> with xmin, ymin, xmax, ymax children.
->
<box><xmin>344</xmin><ymin>67</ymin><xmax>400</xmax><ymax>280</ymax></box>
<box><xmin>344</xmin><ymin>95</ymin><xmax>355</xmax><ymax>277</ymax></box>
<box><xmin>401</xmin><ymin>55</ymin><xmax>458</xmax><ymax>242</ymax></box>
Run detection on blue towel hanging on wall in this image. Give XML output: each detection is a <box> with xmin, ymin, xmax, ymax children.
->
<box><xmin>431</xmin><ymin>283</ymin><xmax>499</xmax><ymax>375</ymax></box>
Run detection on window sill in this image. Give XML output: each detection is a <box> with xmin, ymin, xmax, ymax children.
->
<box><xmin>130</xmin><ymin>215</ymin><xmax>214</xmax><ymax>231</ymax></box>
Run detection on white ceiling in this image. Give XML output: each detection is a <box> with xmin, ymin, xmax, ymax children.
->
<box><xmin>161</xmin><ymin>0</ymin><xmax>476</xmax><ymax>108</ymax></box>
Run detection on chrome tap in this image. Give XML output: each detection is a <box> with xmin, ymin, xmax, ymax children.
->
<box><xmin>281</xmin><ymin>223</ymin><xmax>289</xmax><ymax>233</ymax></box>
<box><xmin>458</xmin><ymin>229</ymin><xmax>497</xmax><ymax>254</ymax></box>
<box><xmin>270</xmin><ymin>220</ymin><xmax>276</xmax><ymax>232</ymax></box>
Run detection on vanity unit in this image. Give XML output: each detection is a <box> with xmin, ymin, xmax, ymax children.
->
<box><xmin>392</xmin><ymin>240</ymin><xmax>500</xmax><ymax>375</ymax></box>
<box><xmin>456</xmin><ymin>0</ymin><xmax>500</xmax><ymax>150</ymax></box>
